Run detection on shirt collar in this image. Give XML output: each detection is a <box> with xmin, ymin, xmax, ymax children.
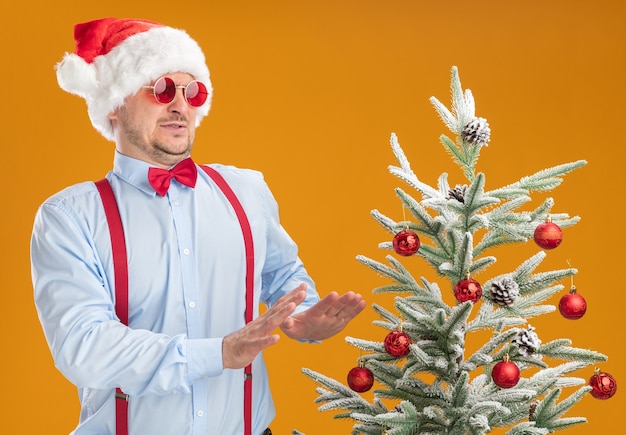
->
<box><xmin>112</xmin><ymin>151</ymin><xmax>160</xmax><ymax>196</ymax></box>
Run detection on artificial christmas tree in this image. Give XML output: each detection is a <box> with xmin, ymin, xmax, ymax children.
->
<box><xmin>297</xmin><ymin>67</ymin><xmax>613</xmax><ymax>435</ymax></box>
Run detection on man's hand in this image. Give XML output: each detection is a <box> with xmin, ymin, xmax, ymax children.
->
<box><xmin>222</xmin><ymin>284</ymin><xmax>366</xmax><ymax>369</ymax></box>
<box><xmin>222</xmin><ymin>284</ymin><xmax>307</xmax><ymax>369</ymax></box>
<box><xmin>280</xmin><ymin>290</ymin><xmax>366</xmax><ymax>341</ymax></box>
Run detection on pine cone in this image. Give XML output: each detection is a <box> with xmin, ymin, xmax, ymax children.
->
<box><xmin>447</xmin><ymin>184</ymin><xmax>467</xmax><ymax>203</ymax></box>
<box><xmin>490</xmin><ymin>277</ymin><xmax>519</xmax><ymax>307</ymax></box>
<box><xmin>529</xmin><ymin>400</ymin><xmax>540</xmax><ymax>421</ymax></box>
<box><xmin>513</xmin><ymin>325</ymin><xmax>542</xmax><ymax>356</ymax></box>
<box><xmin>461</xmin><ymin>117</ymin><xmax>490</xmax><ymax>146</ymax></box>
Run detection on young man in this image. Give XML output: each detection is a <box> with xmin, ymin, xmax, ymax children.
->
<box><xmin>31</xmin><ymin>18</ymin><xmax>365</xmax><ymax>435</ymax></box>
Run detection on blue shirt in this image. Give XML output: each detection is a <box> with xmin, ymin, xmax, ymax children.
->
<box><xmin>31</xmin><ymin>152</ymin><xmax>319</xmax><ymax>435</ymax></box>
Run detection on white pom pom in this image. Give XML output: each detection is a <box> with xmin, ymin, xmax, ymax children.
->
<box><xmin>56</xmin><ymin>53</ymin><xmax>97</xmax><ymax>99</ymax></box>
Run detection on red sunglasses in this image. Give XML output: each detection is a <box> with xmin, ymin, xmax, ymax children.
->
<box><xmin>143</xmin><ymin>76</ymin><xmax>209</xmax><ymax>107</ymax></box>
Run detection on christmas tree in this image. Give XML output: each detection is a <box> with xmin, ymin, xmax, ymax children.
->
<box><xmin>296</xmin><ymin>67</ymin><xmax>616</xmax><ymax>435</ymax></box>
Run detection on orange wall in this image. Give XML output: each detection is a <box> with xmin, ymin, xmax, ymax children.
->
<box><xmin>2</xmin><ymin>1</ymin><xmax>624</xmax><ymax>433</ymax></box>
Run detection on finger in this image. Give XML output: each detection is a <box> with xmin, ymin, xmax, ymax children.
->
<box><xmin>318</xmin><ymin>291</ymin><xmax>362</xmax><ymax>317</ymax></box>
<box><xmin>304</xmin><ymin>291</ymin><xmax>340</xmax><ymax>316</ymax></box>
<box><xmin>253</xmin><ymin>301</ymin><xmax>299</xmax><ymax>336</ymax></box>
<box><xmin>222</xmin><ymin>331</ymin><xmax>281</xmax><ymax>369</ymax></box>
<box><xmin>342</xmin><ymin>297</ymin><xmax>367</xmax><ymax>319</ymax></box>
<box><xmin>281</xmin><ymin>316</ymin><xmax>295</xmax><ymax>330</ymax></box>
<box><xmin>253</xmin><ymin>284</ymin><xmax>311</xmax><ymax>332</ymax></box>
<box><xmin>259</xmin><ymin>285</ymin><xmax>308</xmax><ymax>326</ymax></box>
<box><xmin>335</xmin><ymin>292</ymin><xmax>365</xmax><ymax>315</ymax></box>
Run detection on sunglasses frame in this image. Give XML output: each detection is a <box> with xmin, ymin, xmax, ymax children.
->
<box><xmin>142</xmin><ymin>76</ymin><xmax>209</xmax><ymax>107</ymax></box>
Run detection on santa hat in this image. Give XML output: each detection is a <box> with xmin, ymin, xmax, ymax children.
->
<box><xmin>56</xmin><ymin>18</ymin><xmax>212</xmax><ymax>141</ymax></box>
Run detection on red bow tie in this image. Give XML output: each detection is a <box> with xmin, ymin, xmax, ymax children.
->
<box><xmin>147</xmin><ymin>157</ymin><xmax>198</xmax><ymax>196</ymax></box>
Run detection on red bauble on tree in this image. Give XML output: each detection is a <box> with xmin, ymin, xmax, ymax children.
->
<box><xmin>392</xmin><ymin>229</ymin><xmax>420</xmax><ymax>256</ymax></box>
<box><xmin>589</xmin><ymin>368</ymin><xmax>617</xmax><ymax>400</ymax></box>
<box><xmin>533</xmin><ymin>215</ymin><xmax>563</xmax><ymax>250</ymax></box>
<box><xmin>384</xmin><ymin>330</ymin><xmax>412</xmax><ymax>358</ymax></box>
<box><xmin>559</xmin><ymin>286</ymin><xmax>587</xmax><ymax>320</ymax></box>
<box><xmin>347</xmin><ymin>362</ymin><xmax>374</xmax><ymax>393</ymax></box>
<box><xmin>454</xmin><ymin>274</ymin><xmax>483</xmax><ymax>304</ymax></box>
<box><xmin>491</xmin><ymin>355</ymin><xmax>521</xmax><ymax>389</ymax></box>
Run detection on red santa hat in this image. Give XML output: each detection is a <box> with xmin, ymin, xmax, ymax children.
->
<box><xmin>56</xmin><ymin>18</ymin><xmax>212</xmax><ymax>141</ymax></box>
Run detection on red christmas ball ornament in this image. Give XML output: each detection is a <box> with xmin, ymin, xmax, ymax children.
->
<box><xmin>347</xmin><ymin>364</ymin><xmax>374</xmax><ymax>393</ymax></box>
<box><xmin>533</xmin><ymin>216</ymin><xmax>562</xmax><ymax>250</ymax></box>
<box><xmin>558</xmin><ymin>286</ymin><xmax>587</xmax><ymax>320</ymax></box>
<box><xmin>454</xmin><ymin>275</ymin><xmax>483</xmax><ymax>304</ymax></box>
<box><xmin>384</xmin><ymin>330</ymin><xmax>412</xmax><ymax>358</ymax></box>
<box><xmin>491</xmin><ymin>355</ymin><xmax>521</xmax><ymax>389</ymax></box>
<box><xmin>589</xmin><ymin>368</ymin><xmax>617</xmax><ymax>400</ymax></box>
<box><xmin>393</xmin><ymin>229</ymin><xmax>420</xmax><ymax>256</ymax></box>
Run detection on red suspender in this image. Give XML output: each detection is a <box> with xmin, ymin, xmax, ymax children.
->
<box><xmin>95</xmin><ymin>179</ymin><xmax>129</xmax><ymax>435</ymax></box>
<box><xmin>95</xmin><ymin>166</ymin><xmax>254</xmax><ymax>435</ymax></box>
<box><xmin>200</xmin><ymin>166</ymin><xmax>255</xmax><ymax>435</ymax></box>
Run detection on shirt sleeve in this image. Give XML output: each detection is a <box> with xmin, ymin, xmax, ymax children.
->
<box><xmin>256</xmin><ymin>175</ymin><xmax>320</xmax><ymax>313</ymax></box>
<box><xmin>31</xmin><ymin>197</ymin><xmax>220</xmax><ymax>397</ymax></box>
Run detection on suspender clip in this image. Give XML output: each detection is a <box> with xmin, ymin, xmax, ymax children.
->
<box><xmin>115</xmin><ymin>392</ymin><xmax>129</xmax><ymax>401</ymax></box>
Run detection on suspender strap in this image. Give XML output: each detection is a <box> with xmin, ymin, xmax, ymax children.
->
<box><xmin>200</xmin><ymin>166</ymin><xmax>255</xmax><ymax>435</ymax></box>
<box><xmin>94</xmin><ymin>179</ymin><xmax>129</xmax><ymax>435</ymax></box>
<box><xmin>95</xmin><ymin>166</ymin><xmax>255</xmax><ymax>435</ymax></box>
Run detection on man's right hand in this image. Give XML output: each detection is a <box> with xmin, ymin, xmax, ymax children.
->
<box><xmin>221</xmin><ymin>284</ymin><xmax>307</xmax><ymax>369</ymax></box>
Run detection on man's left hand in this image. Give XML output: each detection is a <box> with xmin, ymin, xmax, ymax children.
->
<box><xmin>280</xmin><ymin>290</ymin><xmax>366</xmax><ymax>341</ymax></box>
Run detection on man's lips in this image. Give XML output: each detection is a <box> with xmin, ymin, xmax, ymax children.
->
<box><xmin>161</xmin><ymin>122</ymin><xmax>187</xmax><ymax>129</ymax></box>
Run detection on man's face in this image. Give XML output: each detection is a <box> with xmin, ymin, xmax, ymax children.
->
<box><xmin>109</xmin><ymin>72</ymin><xmax>200</xmax><ymax>168</ymax></box>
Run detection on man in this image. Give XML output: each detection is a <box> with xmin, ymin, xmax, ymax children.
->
<box><xmin>31</xmin><ymin>18</ymin><xmax>365</xmax><ymax>435</ymax></box>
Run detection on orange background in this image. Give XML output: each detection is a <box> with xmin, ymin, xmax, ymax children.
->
<box><xmin>1</xmin><ymin>1</ymin><xmax>624</xmax><ymax>434</ymax></box>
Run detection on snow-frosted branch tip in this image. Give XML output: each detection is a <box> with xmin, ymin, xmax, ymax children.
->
<box><xmin>430</xmin><ymin>96</ymin><xmax>457</xmax><ymax>133</ymax></box>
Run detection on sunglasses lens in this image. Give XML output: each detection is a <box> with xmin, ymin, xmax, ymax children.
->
<box><xmin>153</xmin><ymin>77</ymin><xmax>176</xmax><ymax>104</ymax></box>
<box><xmin>185</xmin><ymin>81</ymin><xmax>209</xmax><ymax>107</ymax></box>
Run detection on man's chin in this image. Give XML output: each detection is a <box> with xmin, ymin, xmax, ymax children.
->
<box><xmin>154</xmin><ymin>140</ymin><xmax>193</xmax><ymax>160</ymax></box>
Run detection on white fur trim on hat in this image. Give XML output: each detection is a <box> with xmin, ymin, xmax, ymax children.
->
<box><xmin>56</xmin><ymin>24</ymin><xmax>212</xmax><ymax>142</ymax></box>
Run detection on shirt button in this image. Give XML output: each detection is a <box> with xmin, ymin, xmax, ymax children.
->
<box><xmin>183</xmin><ymin>248</ymin><xmax>190</xmax><ymax>255</ymax></box>
<box><xmin>173</xmin><ymin>200</ymin><xmax>180</xmax><ymax>206</ymax></box>
<box><xmin>197</xmin><ymin>410</ymin><xmax>204</xmax><ymax>417</ymax></box>
<box><xmin>189</xmin><ymin>301</ymin><xmax>196</xmax><ymax>308</ymax></box>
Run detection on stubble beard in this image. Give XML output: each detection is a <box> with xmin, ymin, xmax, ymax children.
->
<box><xmin>151</xmin><ymin>136</ymin><xmax>193</xmax><ymax>166</ymax></box>
<box><xmin>118</xmin><ymin>107</ymin><xmax>194</xmax><ymax>167</ymax></box>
